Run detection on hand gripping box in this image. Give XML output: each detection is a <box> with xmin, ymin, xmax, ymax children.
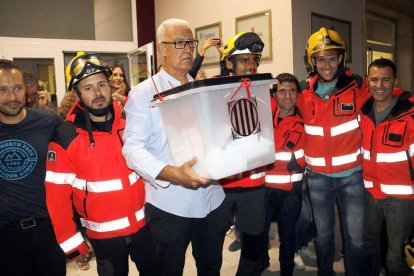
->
<box><xmin>151</xmin><ymin>73</ymin><xmax>276</xmax><ymax>180</ymax></box>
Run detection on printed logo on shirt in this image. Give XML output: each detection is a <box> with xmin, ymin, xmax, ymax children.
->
<box><xmin>0</xmin><ymin>139</ymin><xmax>37</xmax><ymax>180</ymax></box>
<box><xmin>47</xmin><ymin>150</ymin><xmax>56</xmax><ymax>162</ymax></box>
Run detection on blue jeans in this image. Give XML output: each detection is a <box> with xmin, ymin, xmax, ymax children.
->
<box><xmin>295</xmin><ymin>186</ymin><xmax>317</xmax><ymax>252</ymax></box>
<box><xmin>261</xmin><ymin>183</ymin><xmax>302</xmax><ymax>276</ymax></box>
<box><xmin>364</xmin><ymin>192</ymin><xmax>414</xmax><ymax>276</ymax></box>
<box><xmin>307</xmin><ymin>170</ymin><xmax>365</xmax><ymax>276</ymax></box>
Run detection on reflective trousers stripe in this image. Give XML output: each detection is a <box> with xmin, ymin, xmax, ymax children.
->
<box><xmin>306</xmin><ymin>149</ymin><xmax>360</xmax><ymax>167</ymax></box>
<box><xmin>80</xmin><ymin>208</ymin><xmax>145</xmax><ymax>232</ymax></box>
<box><xmin>60</xmin><ymin>232</ymin><xmax>84</xmax><ymax>253</ymax></box>
<box><xmin>330</xmin><ymin>119</ymin><xmax>359</xmax><ymax>137</ymax></box>
<box><xmin>265</xmin><ymin>173</ymin><xmax>303</xmax><ymax>184</ymax></box>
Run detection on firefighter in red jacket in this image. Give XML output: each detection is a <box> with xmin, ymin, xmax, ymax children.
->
<box><xmin>360</xmin><ymin>58</ymin><xmax>414</xmax><ymax>276</ymax></box>
<box><xmin>45</xmin><ymin>52</ymin><xmax>157</xmax><ymax>275</ymax></box>
<box><xmin>219</xmin><ymin>32</ymin><xmax>268</xmax><ymax>275</ymax></box>
<box><xmin>260</xmin><ymin>73</ymin><xmax>306</xmax><ymax>274</ymax></box>
<box><xmin>297</xmin><ymin>27</ymin><xmax>371</xmax><ymax>276</ymax></box>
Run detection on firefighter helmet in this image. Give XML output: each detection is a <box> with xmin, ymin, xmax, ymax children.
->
<box><xmin>305</xmin><ymin>27</ymin><xmax>347</xmax><ymax>72</ymax></box>
<box><xmin>66</xmin><ymin>51</ymin><xmax>112</xmax><ymax>92</ymax></box>
<box><xmin>404</xmin><ymin>233</ymin><xmax>414</xmax><ymax>271</ymax></box>
<box><xmin>221</xmin><ymin>32</ymin><xmax>264</xmax><ymax>61</ymax></box>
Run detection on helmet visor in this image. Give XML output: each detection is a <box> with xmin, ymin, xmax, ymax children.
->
<box><xmin>68</xmin><ymin>53</ymin><xmax>111</xmax><ymax>91</ymax></box>
<box><xmin>234</xmin><ymin>33</ymin><xmax>264</xmax><ymax>55</ymax></box>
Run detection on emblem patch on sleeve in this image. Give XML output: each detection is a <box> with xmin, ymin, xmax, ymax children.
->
<box><xmin>47</xmin><ymin>150</ymin><xmax>56</xmax><ymax>162</ymax></box>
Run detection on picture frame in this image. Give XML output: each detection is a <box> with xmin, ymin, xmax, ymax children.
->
<box><xmin>310</xmin><ymin>13</ymin><xmax>352</xmax><ymax>63</ymax></box>
<box><xmin>235</xmin><ymin>10</ymin><xmax>272</xmax><ymax>60</ymax></box>
<box><xmin>195</xmin><ymin>22</ymin><xmax>222</xmax><ymax>65</ymax></box>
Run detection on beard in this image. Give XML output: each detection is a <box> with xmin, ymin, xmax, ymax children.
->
<box><xmin>0</xmin><ymin>100</ymin><xmax>25</xmax><ymax>117</ymax></box>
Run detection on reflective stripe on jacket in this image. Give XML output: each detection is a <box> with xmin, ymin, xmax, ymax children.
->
<box><xmin>360</xmin><ymin>90</ymin><xmax>414</xmax><ymax>200</ymax></box>
<box><xmin>45</xmin><ymin>101</ymin><xmax>146</xmax><ymax>260</ymax></box>
<box><xmin>265</xmin><ymin>98</ymin><xmax>305</xmax><ymax>191</ymax></box>
<box><xmin>297</xmin><ymin>68</ymin><xmax>370</xmax><ymax>174</ymax></box>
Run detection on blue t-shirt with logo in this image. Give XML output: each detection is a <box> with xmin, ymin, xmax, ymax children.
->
<box><xmin>0</xmin><ymin>108</ymin><xmax>62</xmax><ymax>223</ymax></box>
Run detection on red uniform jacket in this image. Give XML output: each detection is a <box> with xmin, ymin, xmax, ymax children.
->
<box><xmin>45</xmin><ymin>101</ymin><xmax>145</xmax><ymax>260</ymax></box>
<box><xmin>265</xmin><ymin>97</ymin><xmax>306</xmax><ymax>191</ymax></box>
<box><xmin>360</xmin><ymin>89</ymin><xmax>414</xmax><ymax>200</ymax></box>
<box><xmin>297</xmin><ymin>68</ymin><xmax>370</xmax><ymax>174</ymax></box>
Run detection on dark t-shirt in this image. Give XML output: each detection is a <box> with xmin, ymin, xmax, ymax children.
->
<box><xmin>0</xmin><ymin>108</ymin><xmax>62</xmax><ymax>223</ymax></box>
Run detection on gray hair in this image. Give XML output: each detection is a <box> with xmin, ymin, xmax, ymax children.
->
<box><xmin>156</xmin><ymin>18</ymin><xmax>192</xmax><ymax>43</ymax></box>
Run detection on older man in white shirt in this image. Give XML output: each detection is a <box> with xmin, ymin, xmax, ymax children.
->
<box><xmin>122</xmin><ymin>18</ymin><xmax>227</xmax><ymax>276</ymax></box>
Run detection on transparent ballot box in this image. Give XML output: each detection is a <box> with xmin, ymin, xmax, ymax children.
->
<box><xmin>151</xmin><ymin>73</ymin><xmax>276</xmax><ymax>180</ymax></box>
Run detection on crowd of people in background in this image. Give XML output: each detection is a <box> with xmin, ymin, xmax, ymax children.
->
<box><xmin>0</xmin><ymin>16</ymin><xmax>413</xmax><ymax>276</ymax></box>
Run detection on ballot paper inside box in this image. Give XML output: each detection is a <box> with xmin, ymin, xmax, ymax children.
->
<box><xmin>151</xmin><ymin>73</ymin><xmax>276</xmax><ymax>180</ymax></box>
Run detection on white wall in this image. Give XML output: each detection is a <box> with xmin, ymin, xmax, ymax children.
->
<box><xmin>154</xmin><ymin>0</ymin><xmax>294</xmax><ymax>79</ymax></box>
<box><xmin>154</xmin><ymin>0</ymin><xmax>365</xmax><ymax>82</ymax></box>
<box><xmin>291</xmin><ymin>0</ymin><xmax>364</xmax><ymax>80</ymax></box>
<box><xmin>94</xmin><ymin>0</ymin><xmax>133</xmax><ymax>41</ymax></box>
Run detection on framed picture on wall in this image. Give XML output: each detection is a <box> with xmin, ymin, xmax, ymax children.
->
<box><xmin>235</xmin><ymin>10</ymin><xmax>272</xmax><ymax>60</ymax></box>
<box><xmin>310</xmin><ymin>13</ymin><xmax>352</xmax><ymax>62</ymax></box>
<box><xmin>195</xmin><ymin>22</ymin><xmax>222</xmax><ymax>65</ymax></box>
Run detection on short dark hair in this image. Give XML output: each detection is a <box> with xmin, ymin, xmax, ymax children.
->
<box><xmin>274</xmin><ymin>73</ymin><xmax>300</xmax><ymax>92</ymax></box>
<box><xmin>23</xmin><ymin>72</ymin><xmax>39</xmax><ymax>89</ymax></box>
<box><xmin>0</xmin><ymin>59</ymin><xmax>21</xmax><ymax>71</ymax></box>
<box><xmin>368</xmin><ymin>58</ymin><xmax>397</xmax><ymax>78</ymax></box>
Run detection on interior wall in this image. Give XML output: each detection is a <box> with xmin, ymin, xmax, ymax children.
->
<box><xmin>0</xmin><ymin>0</ymin><xmax>95</xmax><ymax>40</ymax></box>
<box><xmin>291</xmin><ymin>0</ymin><xmax>364</xmax><ymax>81</ymax></box>
<box><xmin>154</xmin><ymin>0</ymin><xmax>294</xmax><ymax>79</ymax></box>
<box><xmin>94</xmin><ymin>0</ymin><xmax>133</xmax><ymax>41</ymax></box>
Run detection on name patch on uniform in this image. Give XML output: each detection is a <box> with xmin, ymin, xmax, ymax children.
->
<box><xmin>341</xmin><ymin>103</ymin><xmax>355</xmax><ymax>111</ymax></box>
<box><xmin>47</xmin><ymin>150</ymin><xmax>57</xmax><ymax>162</ymax></box>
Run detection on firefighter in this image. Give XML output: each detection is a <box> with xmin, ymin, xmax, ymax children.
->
<box><xmin>45</xmin><ymin>52</ymin><xmax>157</xmax><ymax>276</ymax></box>
<box><xmin>219</xmin><ymin>31</ymin><xmax>269</xmax><ymax>275</ymax></box>
<box><xmin>361</xmin><ymin>58</ymin><xmax>414</xmax><ymax>276</ymax></box>
<box><xmin>297</xmin><ymin>27</ymin><xmax>371</xmax><ymax>276</ymax></box>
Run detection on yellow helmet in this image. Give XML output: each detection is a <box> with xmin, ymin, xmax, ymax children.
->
<box><xmin>305</xmin><ymin>27</ymin><xmax>347</xmax><ymax>72</ymax></box>
<box><xmin>65</xmin><ymin>51</ymin><xmax>85</xmax><ymax>92</ymax></box>
<box><xmin>65</xmin><ymin>51</ymin><xmax>112</xmax><ymax>92</ymax></box>
<box><xmin>404</xmin><ymin>234</ymin><xmax>414</xmax><ymax>271</ymax></box>
<box><xmin>221</xmin><ymin>32</ymin><xmax>264</xmax><ymax>61</ymax></box>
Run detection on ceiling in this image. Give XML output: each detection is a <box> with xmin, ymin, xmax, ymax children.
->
<box><xmin>366</xmin><ymin>0</ymin><xmax>414</xmax><ymax>17</ymax></box>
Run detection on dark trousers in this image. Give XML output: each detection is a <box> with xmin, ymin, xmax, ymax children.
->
<box><xmin>261</xmin><ymin>183</ymin><xmax>302</xmax><ymax>276</ymax></box>
<box><xmin>364</xmin><ymin>192</ymin><xmax>414</xmax><ymax>276</ymax></box>
<box><xmin>0</xmin><ymin>217</ymin><xmax>66</xmax><ymax>276</ymax></box>
<box><xmin>223</xmin><ymin>186</ymin><xmax>266</xmax><ymax>276</ymax></box>
<box><xmin>144</xmin><ymin>202</ymin><xmax>228</xmax><ymax>276</ymax></box>
<box><xmin>89</xmin><ymin>225</ymin><xmax>158</xmax><ymax>276</ymax></box>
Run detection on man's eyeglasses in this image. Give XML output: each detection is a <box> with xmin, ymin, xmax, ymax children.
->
<box><xmin>161</xmin><ymin>40</ymin><xmax>199</xmax><ymax>49</ymax></box>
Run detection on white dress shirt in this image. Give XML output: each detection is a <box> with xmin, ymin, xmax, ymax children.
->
<box><xmin>122</xmin><ymin>69</ymin><xmax>225</xmax><ymax>218</ymax></box>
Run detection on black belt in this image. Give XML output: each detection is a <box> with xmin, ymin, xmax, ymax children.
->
<box><xmin>1</xmin><ymin>217</ymin><xmax>49</xmax><ymax>230</ymax></box>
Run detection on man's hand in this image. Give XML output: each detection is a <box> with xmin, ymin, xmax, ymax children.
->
<box><xmin>199</xmin><ymin>38</ymin><xmax>222</xmax><ymax>56</ymax></box>
<box><xmin>37</xmin><ymin>90</ymin><xmax>49</xmax><ymax>109</ymax></box>
<box><xmin>158</xmin><ymin>157</ymin><xmax>210</xmax><ymax>189</ymax></box>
